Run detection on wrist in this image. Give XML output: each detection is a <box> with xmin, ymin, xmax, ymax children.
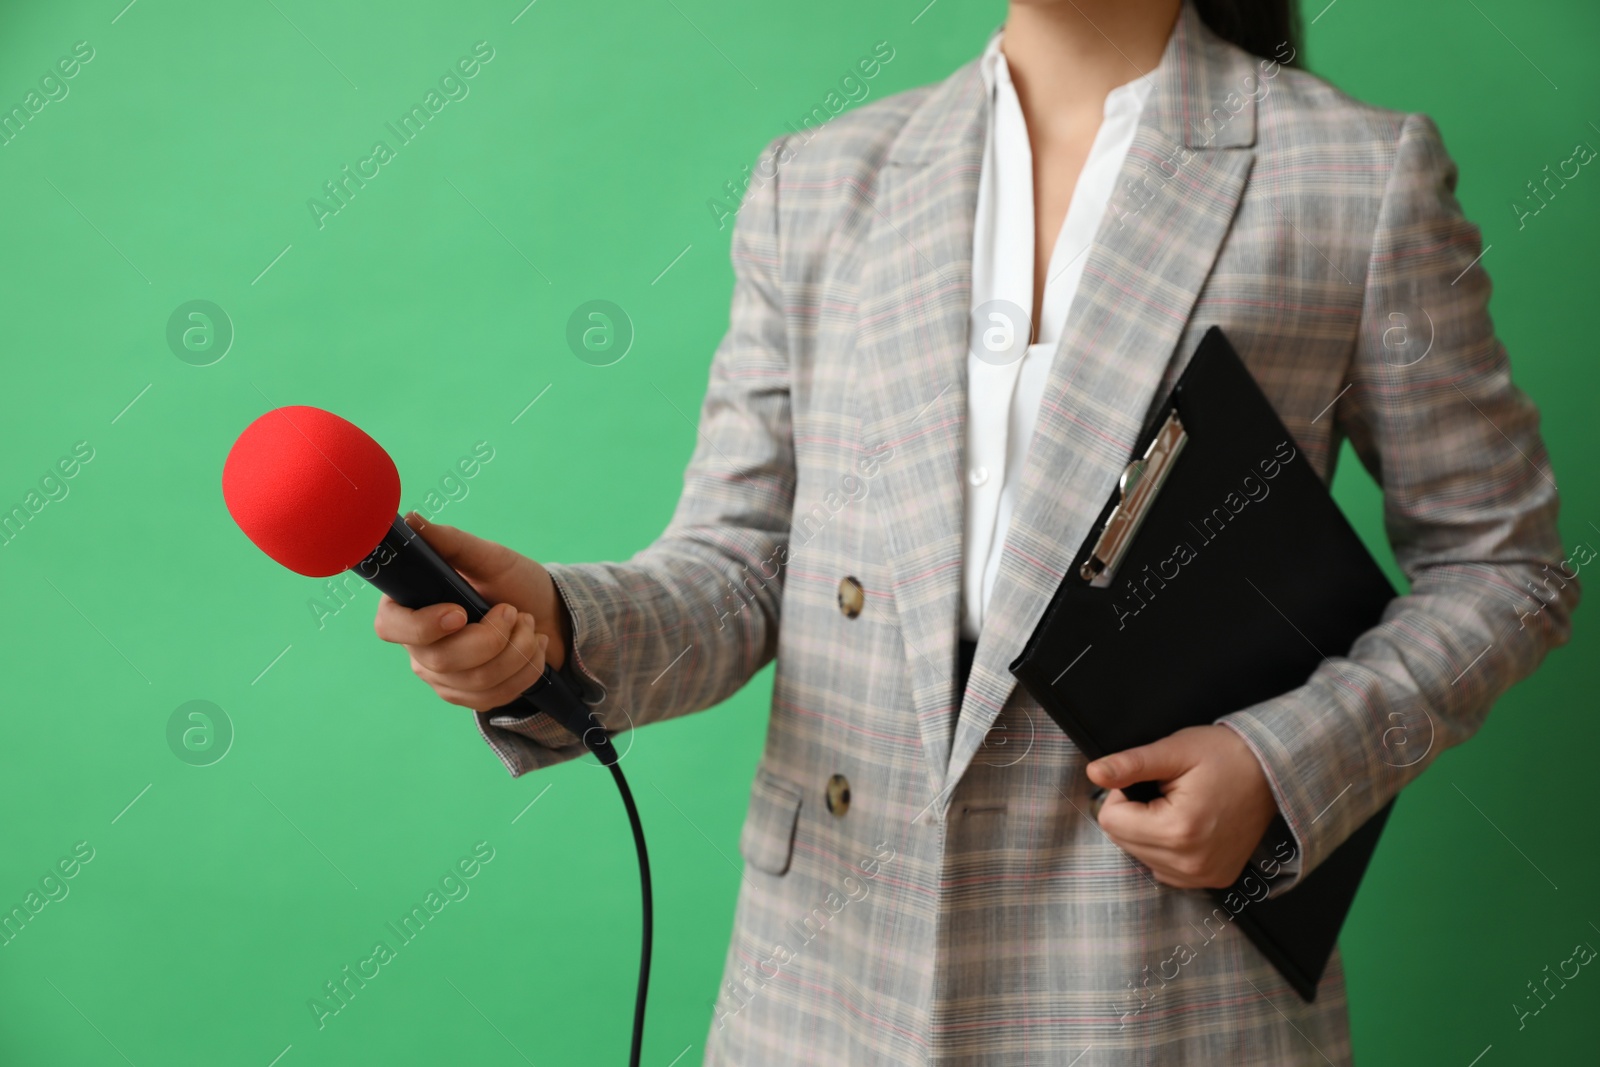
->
<box><xmin>530</xmin><ymin>560</ymin><xmax>573</xmax><ymax>672</ymax></box>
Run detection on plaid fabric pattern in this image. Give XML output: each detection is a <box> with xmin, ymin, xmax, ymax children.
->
<box><xmin>476</xmin><ymin>3</ymin><xmax>1577</xmax><ymax>1063</ymax></box>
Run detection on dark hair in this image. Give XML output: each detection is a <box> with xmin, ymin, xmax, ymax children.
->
<box><xmin>1191</xmin><ymin>0</ymin><xmax>1303</xmax><ymax>67</ymax></box>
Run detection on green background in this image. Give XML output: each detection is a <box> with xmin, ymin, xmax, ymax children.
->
<box><xmin>0</xmin><ymin>0</ymin><xmax>1594</xmax><ymax>1063</ymax></box>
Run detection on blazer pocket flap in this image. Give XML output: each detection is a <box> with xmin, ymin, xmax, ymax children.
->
<box><xmin>739</xmin><ymin>769</ymin><xmax>804</xmax><ymax>875</ymax></box>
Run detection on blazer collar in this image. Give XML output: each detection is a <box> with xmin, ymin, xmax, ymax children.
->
<box><xmin>855</xmin><ymin>0</ymin><xmax>1261</xmax><ymax>805</ymax></box>
<box><xmin>886</xmin><ymin>0</ymin><xmax>1258</xmax><ymax>167</ymax></box>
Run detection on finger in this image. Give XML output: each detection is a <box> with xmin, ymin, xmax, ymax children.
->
<box><xmin>1097</xmin><ymin>786</ymin><xmax>1188</xmax><ymax>849</ymax></box>
<box><xmin>404</xmin><ymin>512</ymin><xmax>523</xmax><ymax>583</ymax></box>
<box><xmin>373</xmin><ymin>595</ymin><xmax>468</xmax><ymax>646</ymax></box>
<box><xmin>438</xmin><ymin>612</ymin><xmax>547</xmax><ymax>696</ymax></box>
<box><xmin>418</xmin><ymin>671</ymin><xmax>541</xmax><ymax>714</ymax></box>
<box><xmin>1087</xmin><ymin>734</ymin><xmax>1195</xmax><ymax>790</ymax></box>
<box><xmin>1090</xmin><ymin>826</ymin><xmax>1196</xmax><ymax>889</ymax></box>
<box><xmin>419</xmin><ymin>680</ymin><xmax>512</xmax><ymax>713</ymax></box>
<box><xmin>1135</xmin><ymin>851</ymin><xmax>1214</xmax><ymax>889</ymax></box>
<box><xmin>1125</xmin><ymin>841</ymin><xmax>1235</xmax><ymax>889</ymax></box>
<box><xmin>410</xmin><ymin>602</ymin><xmax>519</xmax><ymax>673</ymax></box>
<box><xmin>1094</xmin><ymin>815</ymin><xmax>1216</xmax><ymax>888</ymax></box>
<box><xmin>416</xmin><ymin>626</ymin><xmax>550</xmax><ymax>712</ymax></box>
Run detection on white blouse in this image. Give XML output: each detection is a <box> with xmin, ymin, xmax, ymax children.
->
<box><xmin>961</xmin><ymin>32</ymin><xmax>1159</xmax><ymax>640</ymax></box>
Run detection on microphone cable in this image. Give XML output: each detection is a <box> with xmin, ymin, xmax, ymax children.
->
<box><xmin>606</xmin><ymin>759</ymin><xmax>653</xmax><ymax>1067</ymax></box>
<box><xmin>522</xmin><ymin>667</ymin><xmax>653</xmax><ymax>1067</ymax></box>
<box><xmin>375</xmin><ymin>520</ymin><xmax>656</xmax><ymax>1064</ymax></box>
<box><xmin>366</xmin><ymin>526</ymin><xmax>657</xmax><ymax>1065</ymax></box>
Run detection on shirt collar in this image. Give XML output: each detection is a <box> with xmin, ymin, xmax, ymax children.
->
<box><xmin>977</xmin><ymin>26</ymin><xmax>1160</xmax><ymax>117</ymax></box>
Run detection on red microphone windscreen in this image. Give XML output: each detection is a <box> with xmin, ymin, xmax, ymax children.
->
<box><xmin>222</xmin><ymin>406</ymin><xmax>402</xmax><ymax>577</ymax></box>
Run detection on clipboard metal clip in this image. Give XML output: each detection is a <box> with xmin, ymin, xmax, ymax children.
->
<box><xmin>1080</xmin><ymin>409</ymin><xmax>1188</xmax><ymax>587</ymax></box>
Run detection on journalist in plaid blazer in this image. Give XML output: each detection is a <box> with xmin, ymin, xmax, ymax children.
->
<box><xmin>476</xmin><ymin>2</ymin><xmax>1577</xmax><ymax>1062</ymax></box>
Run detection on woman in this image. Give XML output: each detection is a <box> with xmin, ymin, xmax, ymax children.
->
<box><xmin>374</xmin><ymin>0</ymin><xmax>1576</xmax><ymax>1062</ymax></box>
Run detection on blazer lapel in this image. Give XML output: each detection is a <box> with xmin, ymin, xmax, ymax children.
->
<box><xmin>944</xmin><ymin>1</ymin><xmax>1261</xmax><ymax>792</ymax></box>
<box><xmin>854</xmin><ymin>59</ymin><xmax>987</xmax><ymax>801</ymax></box>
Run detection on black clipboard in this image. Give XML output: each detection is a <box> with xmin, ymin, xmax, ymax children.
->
<box><xmin>1010</xmin><ymin>325</ymin><xmax>1396</xmax><ymax>1001</ymax></box>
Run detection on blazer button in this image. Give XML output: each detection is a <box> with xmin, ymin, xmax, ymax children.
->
<box><xmin>825</xmin><ymin>774</ymin><xmax>851</xmax><ymax>816</ymax></box>
<box><xmin>837</xmin><ymin>576</ymin><xmax>864</xmax><ymax>619</ymax></box>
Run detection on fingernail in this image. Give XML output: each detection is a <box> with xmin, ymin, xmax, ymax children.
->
<box><xmin>441</xmin><ymin>610</ymin><xmax>466</xmax><ymax>631</ymax></box>
<box><xmin>537</xmin><ymin>633</ymin><xmax>550</xmax><ymax>653</ymax></box>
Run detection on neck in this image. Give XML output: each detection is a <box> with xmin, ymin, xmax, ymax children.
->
<box><xmin>1001</xmin><ymin>0</ymin><xmax>1181</xmax><ymax>138</ymax></box>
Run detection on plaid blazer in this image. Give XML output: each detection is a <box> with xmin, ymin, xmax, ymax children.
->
<box><xmin>477</xmin><ymin>3</ymin><xmax>1578</xmax><ymax>1063</ymax></box>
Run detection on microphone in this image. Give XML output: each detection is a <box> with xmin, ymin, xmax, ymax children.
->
<box><xmin>222</xmin><ymin>406</ymin><xmax>652</xmax><ymax>1066</ymax></box>
<box><xmin>220</xmin><ymin>405</ymin><xmax>617</xmax><ymax>764</ymax></box>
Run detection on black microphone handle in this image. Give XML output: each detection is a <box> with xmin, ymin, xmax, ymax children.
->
<box><xmin>354</xmin><ymin>514</ymin><xmax>620</xmax><ymax>766</ymax></box>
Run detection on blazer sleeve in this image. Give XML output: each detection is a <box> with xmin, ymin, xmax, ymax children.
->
<box><xmin>1215</xmin><ymin>112</ymin><xmax>1580</xmax><ymax>892</ymax></box>
<box><xmin>474</xmin><ymin>136</ymin><xmax>798</xmax><ymax>777</ymax></box>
